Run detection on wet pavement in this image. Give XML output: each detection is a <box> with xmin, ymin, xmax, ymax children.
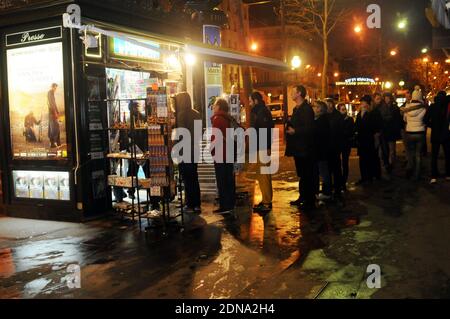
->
<box><xmin>1</xmin><ymin>142</ymin><xmax>450</xmax><ymax>299</ymax></box>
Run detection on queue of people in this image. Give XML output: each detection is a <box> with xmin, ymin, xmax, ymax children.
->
<box><xmin>173</xmin><ymin>84</ymin><xmax>450</xmax><ymax>215</ymax></box>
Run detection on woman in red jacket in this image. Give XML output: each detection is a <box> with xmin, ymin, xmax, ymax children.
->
<box><xmin>211</xmin><ymin>98</ymin><xmax>236</xmax><ymax>214</ymax></box>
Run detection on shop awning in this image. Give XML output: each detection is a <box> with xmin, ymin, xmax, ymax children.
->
<box><xmin>184</xmin><ymin>42</ymin><xmax>289</xmax><ymax>72</ymax></box>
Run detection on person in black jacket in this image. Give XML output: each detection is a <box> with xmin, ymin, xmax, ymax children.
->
<box><xmin>250</xmin><ymin>92</ymin><xmax>274</xmax><ymax>212</ymax></box>
<box><xmin>377</xmin><ymin>92</ymin><xmax>402</xmax><ymax>174</ymax></box>
<box><xmin>338</xmin><ymin>103</ymin><xmax>355</xmax><ymax>190</ymax></box>
<box><xmin>285</xmin><ymin>85</ymin><xmax>315</xmax><ymax>210</ymax></box>
<box><xmin>325</xmin><ymin>98</ymin><xmax>345</xmax><ymax>198</ymax></box>
<box><xmin>312</xmin><ymin>100</ymin><xmax>332</xmax><ymax>200</ymax></box>
<box><xmin>175</xmin><ymin>92</ymin><xmax>203</xmax><ymax>213</ymax></box>
<box><xmin>355</xmin><ymin>95</ymin><xmax>382</xmax><ymax>184</ymax></box>
<box><xmin>424</xmin><ymin>91</ymin><xmax>450</xmax><ymax>183</ymax></box>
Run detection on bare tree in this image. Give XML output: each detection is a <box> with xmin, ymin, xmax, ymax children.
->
<box><xmin>285</xmin><ymin>0</ymin><xmax>350</xmax><ymax>98</ymax></box>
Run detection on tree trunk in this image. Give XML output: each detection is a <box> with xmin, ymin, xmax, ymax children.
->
<box><xmin>322</xmin><ymin>36</ymin><xmax>328</xmax><ymax>99</ymax></box>
<box><xmin>321</xmin><ymin>0</ymin><xmax>328</xmax><ymax>99</ymax></box>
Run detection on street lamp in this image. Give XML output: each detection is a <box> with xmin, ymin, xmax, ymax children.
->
<box><xmin>390</xmin><ymin>50</ymin><xmax>397</xmax><ymax>56</ymax></box>
<box><xmin>333</xmin><ymin>72</ymin><xmax>339</xmax><ymax>77</ymax></box>
<box><xmin>385</xmin><ymin>81</ymin><xmax>393</xmax><ymax>89</ymax></box>
<box><xmin>354</xmin><ymin>25</ymin><xmax>362</xmax><ymax>33</ymax></box>
<box><xmin>250</xmin><ymin>42</ymin><xmax>258</xmax><ymax>52</ymax></box>
<box><xmin>423</xmin><ymin>57</ymin><xmax>429</xmax><ymax>63</ymax></box>
<box><xmin>421</xmin><ymin>48</ymin><xmax>428</xmax><ymax>54</ymax></box>
<box><xmin>446</xmin><ymin>59</ymin><xmax>450</xmax><ymax>64</ymax></box>
<box><xmin>317</xmin><ymin>73</ymin><xmax>322</xmax><ymax>77</ymax></box>
<box><xmin>397</xmin><ymin>19</ymin><xmax>407</xmax><ymax>30</ymax></box>
<box><xmin>291</xmin><ymin>55</ymin><xmax>302</xmax><ymax>69</ymax></box>
<box><xmin>399</xmin><ymin>81</ymin><xmax>405</xmax><ymax>87</ymax></box>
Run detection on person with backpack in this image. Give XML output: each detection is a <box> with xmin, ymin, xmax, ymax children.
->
<box><xmin>249</xmin><ymin>92</ymin><xmax>274</xmax><ymax>212</ymax></box>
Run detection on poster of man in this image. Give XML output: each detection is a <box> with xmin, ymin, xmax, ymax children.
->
<box><xmin>7</xmin><ymin>42</ymin><xmax>67</xmax><ymax>159</ymax></box>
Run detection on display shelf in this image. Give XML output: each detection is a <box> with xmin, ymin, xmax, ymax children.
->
<box><xmin>105</xmin><ymin>87</ymin><xmax>183</xmax><ymax>232</ymax></box>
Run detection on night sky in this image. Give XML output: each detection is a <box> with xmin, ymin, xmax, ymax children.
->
<box><xmin>248</xmin><ymin>0</ymin><xmax>433</xmax><ymax>65</ymax></box>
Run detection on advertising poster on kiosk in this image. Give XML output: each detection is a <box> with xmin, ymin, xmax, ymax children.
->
<box><xmin>203</xmin><ymin>25</ymin><xmax>223</xmax><ymax>134</ymax></box>
<box><xmin>6</xmin><ymin>42</ymin><xmax>67</xmax><ymax>160</ymax></box>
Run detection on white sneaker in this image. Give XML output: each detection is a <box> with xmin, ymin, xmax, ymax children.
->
<box><xmin>317</xmin><ymin>193</ymin><xmax>332</xmax><ymax>201</ymax></box>
<box><xmin>430</xmin><ymin>178</ymin><xmax>437</xmax><ymax>184</ymax></box>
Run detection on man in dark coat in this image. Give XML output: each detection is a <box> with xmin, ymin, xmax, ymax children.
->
<box><xmin>424</xmin><ymin>91</ymin><xmax>450</xmax><ymax>183</ymax></box>
<box><xmin>325</xmin><ymin>98</ymin><xmax>344</xmax><ymax>197</ymax></box>
<box><xmin>175</xmin><ymin>92</ymin><xmax>203</xmax><ymax>213</ymax></box>
<box><xmin>377</xmin><ymin>92</ymin><xmax>402</xmax><ymax>174</ymax></box>
<box><xmin>285</xmin><ymin>85</ymin><xmax>315</xmax><ymax>210</ymax></box>
<box><xmin>355</xmin><ymin>95</ymin><xmax>382</xmax><ymax>183</ymax></box>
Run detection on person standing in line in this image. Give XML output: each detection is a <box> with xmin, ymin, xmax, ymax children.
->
<box><xmin>211</xmin><ymin>98</ymin><xmax>235</xmax><ymax>214</ymax></box>
<box><xmin>325</xmin><ymin>98</ymin><xmax>345</xmax><ymax>198</ymax></box>
<box><xmin>249</xmin><ymin>91</ymin><xmax>274</xmax><ymax>212</ymax></box>
<box><xmin>175</xmin><ymin>92</ymin><xmax>202</xmax><ymax>213</ymax></box>
<box><xmin>399</xmin><ymin>88</ymin><xmax>413</xmax><ymax>166</ymax></box>
<box><xmin>403</xmin><ymin>87</ymin><xmax>427</xmax><ymax>180</ymax></box>
<box><xmin>355</xmin><ymin>95</ymin><xmax>381</xmax><ymax>184</ymax></box>
<box><xmin>338</xmin><ymin>103</ymin><xmax>355</xmax><ymax>191</ymax></box>
<box><xmin>285</xmin><ymin>85</ymin><xmax>315</xmax><ymax>210</ymax></box>
<box><xmin>312</xmin><ymin>100</ymin><xmax>332</xmax><ymax>202</ymax></box>
<box><xmin>378</xmin><ymin>92</ymin><xmax>402</xmax><ymax>175</ymax></box>
<box><xmin>424</xmin><ymin>91</ymin><xmax>450</xmax><ymax>184</ymax></box>
<box><xmin>47</xmin><ymin>83</ymin><xmax>61</xmax><ymax>148</ymax></box>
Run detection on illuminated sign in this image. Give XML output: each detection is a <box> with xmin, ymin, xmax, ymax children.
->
<box><xmin>336</xmin><ymin>77</ymin><xmax>377</xmax><ymax>86</ymax></box>
<box><xmin>6</xmin><ymin>26</ymin><xmax>62</xmax><ymax>47</ymax></box>
<box><xmin>111</xmin><ymin>38</ymin><xmax>160</xmax><ymax>61</ymax></box>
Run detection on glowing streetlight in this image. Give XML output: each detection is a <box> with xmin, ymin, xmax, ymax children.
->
<box><xmin>390</xmin><ymin>50</ymin><xmax>397</xmax><ymax>56</ymax></box>
<box><xmin>384</xmin><ymin>81</ymin><xmax>393</xmax><ymax>89</ymax></box>
<box><xmin>354</xmin><ymin>25</ymin><xmax>362</xmax><ymax>33</ymax></box>
<box><xmin>317</xmin><ymin>73</ymin><xmax>322</xmax><ymax>77</ymax></box>
<box><xmin>423</xmin><ymin>57</ymin><xmax>429</xmax><ymax>63</ymax></box>
<box><xmin>434</xmin><ymin>61</ymin><xmax>439</xmax><ymax>65</ymax></box>
<box><xmin>446</xmin><ymin>59</ymin><xmax>450</xmax><ymax>64</ymax></box>
<box><xmin>421</xmin><ymin>48</ymin><xmax>428</xmax><ymax>54</ymax></box>
<box><xmin>399</xmin><ymin>81</ymin><xmax>405</xmax><ymax>87</ymax></box>
<box><xmin>333</xmin><ymin>72</ymin><xmax>339</xmax><ymax>77</ymax></box>
<box><xmin>397</xmin><ymin>19</ymin><xmax>407</xmax><ymax>30</ymax></box>
<box><xmin>250</xmin><ymin>42</ymin><xmax>258</xmax><ymax>52</ymax></box>
<box><xmin>445</xmin><ymin>71</ymin><xmax>449</xmax><ymax>74</ymax></box>
<box><xmin>291</xmin><ymin>55</ymin><xmax>302</xmax><ymax>69</ymax></box>
<box><xmin>306</xmin><ymin>64</ymin><xmax>311</xmax><ymax>69</ymax></box>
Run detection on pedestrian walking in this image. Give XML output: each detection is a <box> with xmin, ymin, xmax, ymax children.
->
<box><xmin>325</xmin><ymin>98</ymin><xmax>345</xmax><ymax>197</ymax></box>
<box><xmin>175</xmin><ymin>92</ymin><xmax>202</xmax><ymax>214</ymax></box>
<box><xmin>355</xmin><ymin>95</ymin><xmax>382</xmax><ymax>184</ymax></box>
<box><xmin>249</xmin><ymin>91</ymin><xmax>274</xmax><ymax>212</ymax></box>
<box><xmin>338</xmin><ymin>103</ymin><xmax>355</xmax><ymax>190</ymax></box>
<box><xmin>285</xmin><ymin>85</ymin><xmax>315</xmax><ymax>210</ymax></box>
<box><xmin>403</xmin><ymin>87</ymin><xmax>427</xmax><ymax>180</ymax></box>
<box><xmin>312</xmin><ymin>100</ymin><xmax>332</xmax><ymax>202</ymax></box>
<box><xmin>424</xmin><ymin>91</ymin><xmax>450</xmax><ymax>184</ymax></box>
<box><xmin>211</xmin><ymin>98</ymin><xmax>236</xmax><ymax>214</ymax></box>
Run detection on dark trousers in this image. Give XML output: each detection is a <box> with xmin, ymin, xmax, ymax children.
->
<box><xmin>294</xmin><ymin>156</ymin><xmax>315</xmax><ymax>205</ymax></box>
<box><xmin>431</xmin><ymin>140</ymin><xmax>450</xmax><ymax>178</ymax></box>
<box><xmin>359</xmin><ymin>146</ymin><xmax>381</xmax><ymax>181</ymax></box>
<box><xmin>214</xmin><ymin>163</ymin><xmax>235</xmax><ymax>210</ymax></box>
<box><xmin>341</xmin><ymin>146</ymin><xmax>351</xmax><ymax>187</ymax></box>
<box><xmin>179</xmin><ymin>163</ymin><xmax>201</xmax><ymax>208</ymax></box>
<box><xmin>314</xmin><ymin>160</ymin><xmax>331</xmax><ymax>196</ymax></box>
<box><xmin>328</xmin><ymin>151</ymin><xmax>343</xmax><ymax>193</ymax></box>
